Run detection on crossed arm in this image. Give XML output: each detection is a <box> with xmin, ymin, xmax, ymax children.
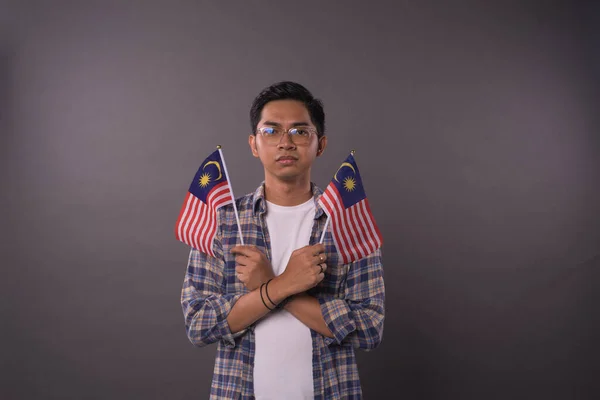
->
<box><xmin>224</xmin><ymin>276</ymin><xmax>334</xmax><ymax>338</ymax></box>
<box><xmin>226</xmin><ymin>243</ymin><xmax>333</xmax><ymax>337</ymax></box>
<box><xmin>181</xmin><ymin>245</ymin><xmax>384</xmax><ymax>349</ymax></box>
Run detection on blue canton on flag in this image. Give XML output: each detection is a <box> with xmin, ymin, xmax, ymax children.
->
<box><xmin>188</xmin><ymin>150</ymin><xmax>229</xmax><ymax>203</ymax></box>
<box><xmin>328</xmin><ymin>154</ymin><xmax>366</xmax><ymax>208</ymax></box>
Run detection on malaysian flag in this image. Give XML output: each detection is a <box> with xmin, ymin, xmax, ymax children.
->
<box><xmin>318</xmin><ymin>152</ymin><xmax>383</xmax><ymax>264</ymax></box>
<box><xmin>175</xmin><ymin>149</ymin><xmax>234</xmax><ymax>256</ymax></box>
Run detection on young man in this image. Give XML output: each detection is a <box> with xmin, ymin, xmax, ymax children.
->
<box><xmin>181</xmin><ymin>81</ymin><xmax>385</xmax><ymax>399</ymax></box>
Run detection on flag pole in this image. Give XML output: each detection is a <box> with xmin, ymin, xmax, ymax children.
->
<box><xmin>319</xmin><ymin>218</ymin><xmax>329</xmax><ymax>244</ymax></box>
<box><xmin>217</xmin><ymin>145</ymin><xmax>244</xmax><ymax>245</ymax></box>
<box><xmin>320</xmin><ymin>149</ymin><xmax>355</xmax><ymax>244</ymax></box>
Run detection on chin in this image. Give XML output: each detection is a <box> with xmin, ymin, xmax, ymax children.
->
<box><xmin>269</xmin><ymin>169</ymin><xmax>306</xmax><ymax>182</ymax></box>
<box><xmin>276</xmin><ymin>172</ymin><xmax>303</xmax><ymax>182</ymax></box>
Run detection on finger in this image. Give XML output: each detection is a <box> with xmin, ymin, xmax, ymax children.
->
<box><xmin>235</xmin><ymin>265</ymin><xmax>248</xmax><ymax>274</ymax></box>
<box><xmin>317</xmin><ymin>272</ymin><xmax>325</xmax><ymax>283</ymax></box>
<box><xmin>319</xmin><ymin>263</ymin><xmax>327</xmax><ymax>273</ymax></box>
<box><xmin>318</xmin><ymin>252</ymin><xmax>328</xmax><ymax>263</ymax></box>
<box><xmin>310</xmin><ymin>243</ymin><xmax>326</xmax><ymax>255</ymax></box>
<box><xmin>232</xmin><ymin>245</ymin><xmax>263</xmax><ymax>261</ymax></box>
<box><xmin>230</xmin><ymin>245</ymin><xmax>256</xmax><ymax>257</ymax></box>
<box><xmin>312</xmin><ymin>253</ymin><xmax>327</xmax><ymax>265</ymax></box>
<box><xmin>315</xmin><ymin>263</ymin><xmax>327</xmax><ymax>274</ymax></box>
<box><xmin>246</xmin><ymin>245</ymin><xmax>265</xmax><ymax>260</ymax></box>
<box><xmin>313</xmin><ymin>263</ymin><xmax>323</xmax><ymax>275</ymax></box>
<box><xmin>292</xmin><ymin>245</ymin><xmax>310</xmax><ymax>257</ymax></box>
<box><xmin>235</xmin><ymin>255</ymin><xmax>248</xmax><ymax>266</ymax></box>
<box><xmin>297</xmin><ymin>244</ymin><xmax>319</xmax><ymax>253</ymax></box>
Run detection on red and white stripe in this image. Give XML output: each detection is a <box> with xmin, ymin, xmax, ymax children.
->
<box><xmin>318</xmin><ymin>184</ymin><xmax>383</xmax><ymax>264</ymax></box>
<box><xmin>175</xmin><ymin>181</ymin><xmax>233</xmax><ymax>257</ymax></box>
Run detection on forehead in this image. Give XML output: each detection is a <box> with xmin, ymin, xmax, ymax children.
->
<box><xmin>259</xmin><ymin>100</ymin><xmax>312</xmax><ymax>124</ymax></box>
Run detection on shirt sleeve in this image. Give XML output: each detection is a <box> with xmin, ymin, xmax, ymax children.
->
<box><xmin>180</xmin><ymin>217</ymin><xmax>246</xmax><ymax>349</ymax></box>
<box><xmin>318</xmin><ymin>248</ymin><xmax>385</xmax><ymax>350</ymax></box>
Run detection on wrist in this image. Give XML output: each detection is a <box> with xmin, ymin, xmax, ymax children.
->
<box><xmin>269</xmin><ymin>275</ymin><xmax>295</xmax><ymax>302</ymax></box>
<box><xmin>282</xmin><ymin>293</ymin><xmax>298</xmax><ymax>310</ymax></box>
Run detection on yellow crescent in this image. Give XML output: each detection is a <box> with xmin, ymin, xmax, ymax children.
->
<box><xmin>334</xmin><ymin>162</ymin><xmax>356</xmax><ymax>182</ymax></box>
<box><xmin>203</xmin><ymin>161</ymin><xmax>222</xmax><ymax>180</ymax></box>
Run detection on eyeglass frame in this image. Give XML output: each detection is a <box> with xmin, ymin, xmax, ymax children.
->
<box><xmin>255</xmin><ymin>125</ymin><xmax>319</xmax><ymax>144</ymax></box>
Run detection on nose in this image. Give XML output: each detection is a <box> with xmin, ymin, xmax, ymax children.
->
<box><xmin>277</xmin><ymin>132</ymin><xmax>297</xmax><ymax>150</ymax></box>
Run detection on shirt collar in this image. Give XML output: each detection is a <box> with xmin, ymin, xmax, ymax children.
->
<box><xmin>252</xmin><ymin>181</ymin><xmax>325</xmax><ymax>219</ymax></box>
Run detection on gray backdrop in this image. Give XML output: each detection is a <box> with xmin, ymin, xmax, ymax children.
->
<box><xmin>1</xmin><ymin>1</ymin><xmax>599</xmax><ymax>399</ymax></box>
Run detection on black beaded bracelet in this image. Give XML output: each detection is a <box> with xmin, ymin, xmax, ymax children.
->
<box><xmin>264</xmin><ymin>279</ymin><xmax>277</xmax><ymax>308</ymax></box>
<box><xmin>260</xmin><ymin>283</ymin><xmax>274</xmax><ymax>311</ymax></box>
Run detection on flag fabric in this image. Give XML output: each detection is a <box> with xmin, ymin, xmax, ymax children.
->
<box><xmin>175</xmin><ymin>149</ymin><xmax>233</xmax><ymax>256</ymax></box>
<box><xmin>318</xmin><ymin>153</ymin><xmax>383</xmax><ymax>264</ymax></box>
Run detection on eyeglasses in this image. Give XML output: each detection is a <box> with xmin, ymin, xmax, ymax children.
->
<box><xmin>256</xmin><ymin>126</ymin><xmax>318</xmax><ymax>145</ymax></box>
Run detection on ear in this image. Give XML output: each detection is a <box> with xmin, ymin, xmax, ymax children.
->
<box><xmin>316</xmin><ymin>136</ymin><xmax>328</xmax><ymax>157</ymax></box>
<box><xmin>249</xmin><ymin>134</ymin><xmax>259</xmax><ymax>158</ymax></box>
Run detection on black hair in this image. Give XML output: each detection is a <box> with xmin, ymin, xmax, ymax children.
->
<box><xmin>249</xmin><ymin>81</ymin><xmax>325</xmax><ymax>138</ymax></box>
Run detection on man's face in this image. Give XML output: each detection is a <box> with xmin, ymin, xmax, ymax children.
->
<box><xmin>249</xmin><ymin>99</ymin><xmax>326</xmax><ymax>182</ymax></box>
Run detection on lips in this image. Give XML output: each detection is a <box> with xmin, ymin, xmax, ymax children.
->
<box><xmin>276</xmin><ymin>155</ymin><xmax>298</xmax><ymax>166</ymax></box>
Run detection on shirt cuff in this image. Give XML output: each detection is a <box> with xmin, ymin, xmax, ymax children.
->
<box><xmin>319</xmin><ymin>297</ymin><xmax>356</xmax><ymax>346</ymax></box>
<box><xmin>213</xmin><ymin>293</ymin><xmax>245</xmax><ymax>348</ymax></box>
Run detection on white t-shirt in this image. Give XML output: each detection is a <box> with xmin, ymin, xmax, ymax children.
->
<box><xmin>253</xmin><ymin>198</ymin><xmax>316</xmax><ymax>400</ymax></box>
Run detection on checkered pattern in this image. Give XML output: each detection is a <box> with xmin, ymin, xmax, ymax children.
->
<box><xmin>181</xmin><ymin>183</ymin><xmax>385</xmax><ymax>399</ymax></box>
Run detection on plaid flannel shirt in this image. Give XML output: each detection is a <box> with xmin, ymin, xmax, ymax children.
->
<box><xmin>181</xmin><ymin>183</ymin><xmax>385</xmax><ymax>399</ymax></box>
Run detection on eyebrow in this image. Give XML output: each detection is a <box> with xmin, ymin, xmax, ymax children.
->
<box><xmin>263</xmin><ymin>121</ymin><xmax>311</xmax><ymax>127</ymax></box>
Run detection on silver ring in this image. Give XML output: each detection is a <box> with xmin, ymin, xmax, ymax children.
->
<box><xmin>320</xmin><ymin>254</ymin><xmax>324</xmax><ymax>262</ymax></box>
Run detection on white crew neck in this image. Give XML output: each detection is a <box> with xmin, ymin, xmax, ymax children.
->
<box><xmin>265</xmin><ymin>198</ymin><xmax>314</xmax><ymax>212</ymax></box>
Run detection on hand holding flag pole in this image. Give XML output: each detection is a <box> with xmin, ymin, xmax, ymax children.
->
<box><xmin>318</xmin><ymin>150</ymin><xmax>383</xmax><ymax>263</ymax></box>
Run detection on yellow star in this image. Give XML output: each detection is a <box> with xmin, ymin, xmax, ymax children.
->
<box><xmin>199</xmin><ymin>172</ymin><xmax>211</xmax><ymax>188</ymax></box>
<box><xmin>343</xmin><ymin>176</ymin><xmax>356</xmax><ymax>191</ymax></box>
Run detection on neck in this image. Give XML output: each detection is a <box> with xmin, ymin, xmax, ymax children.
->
<box><xmin>264</xmin><ymin>173</ymin><xmax>313</xmax><ymax>207</ymax></box>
